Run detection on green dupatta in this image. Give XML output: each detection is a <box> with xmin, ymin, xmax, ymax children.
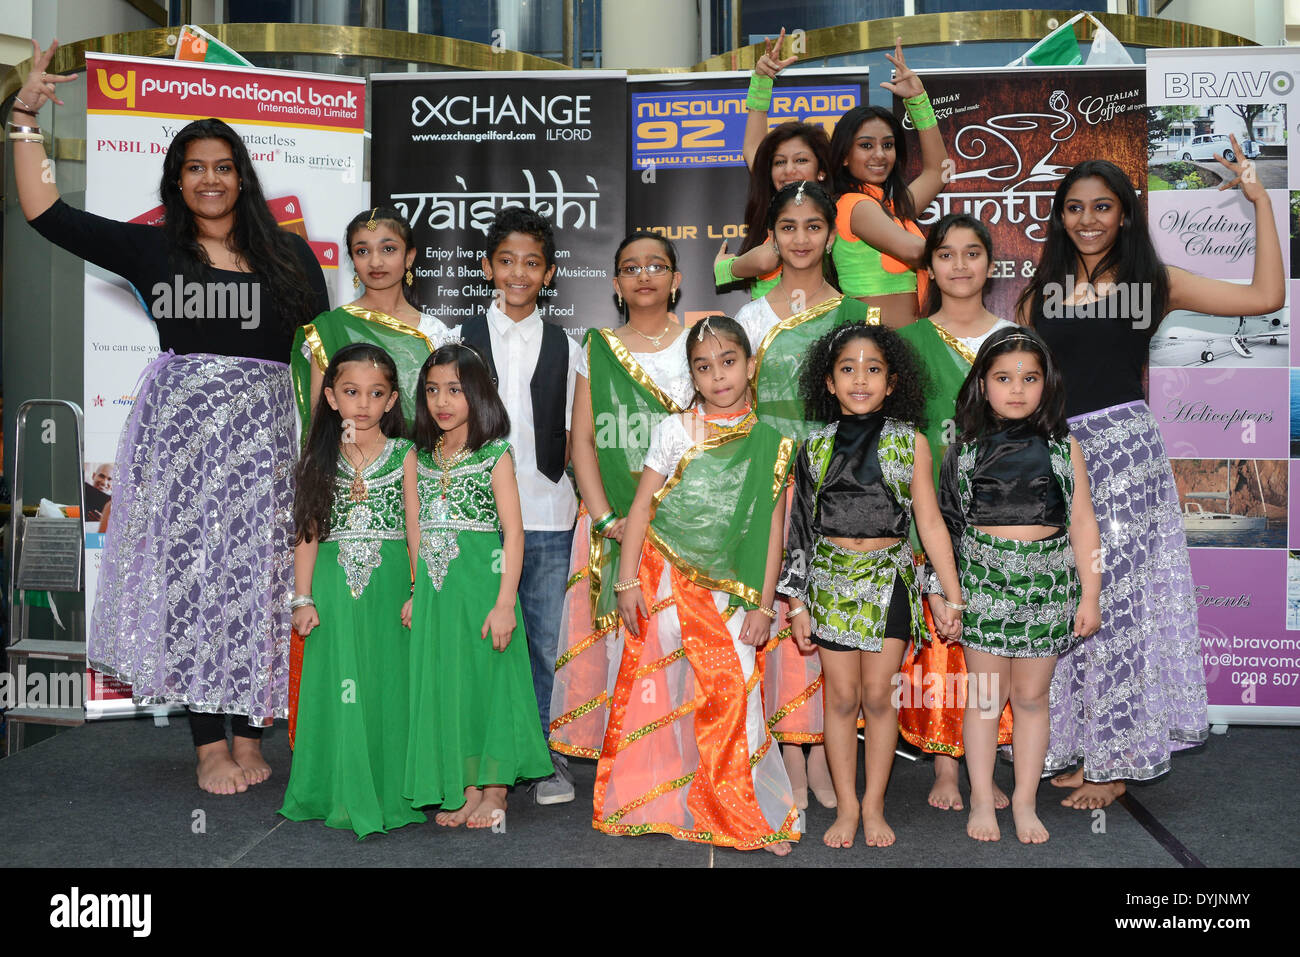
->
<box><xmin>897</xmin><ymin>318</ymin><xmax>976</xmax><ymax>489</ymax></box>
<box><xmin>290</xmin><ymin>304</ymin><xmax>438</xmax><ymax>437</ymax></box>
<box><xmin>584</xmin><ymin>329</ymin><xmax>685</xmax><ymax>628</ymax></box>
<box><xmin>648</xmin><ymin>420</ymin><xmax>794</xmax><ymax>611</ymax></box>
<box><xmin>752</xmin><ymin>295</ymin><xmax>877</xmax><ymax>442</ymax></box>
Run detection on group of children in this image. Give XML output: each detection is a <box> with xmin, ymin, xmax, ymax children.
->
<box><xmin>277</xmin><ymin>35</ymin><xmax>1283</xmax><ymax>852</ymax></box>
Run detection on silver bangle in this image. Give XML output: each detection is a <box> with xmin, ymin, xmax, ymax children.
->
<box><xmin>7</xmin><ymin>122</ymin><xmax>41</xmax><ymax>135</ymax></box>
<box><xmin>289</xmin><ymin>595</ymin><xmax>316</xmax><ymax>610</ymax></box>
<box><xmin>8</xmin><ymin>131</ymin><xmax>45</xmax><ymax>143</ymax></box>
<box><xmin>786</xmin><ymin>605</ymin><xmax>807</xmax><ymax>618</ymax></box>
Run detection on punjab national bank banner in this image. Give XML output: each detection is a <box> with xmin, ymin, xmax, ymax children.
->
<box><xmin>83</xmin><ymin>52</ymin><xmax>365</xmax><ymax>716</ymax></box>
<box><xmin>370</xmin><ymin>71</ymin><xmax>627</xmax><ymax>337</ymax></box>
<box><xmin>1146</xmin><ymin>47</ymin><xmax>1300</xmax><ymax>725</ymax></box>
<box><xmin>904</xmin><ymin>65</ymin><xmax>1147</xmax><ymax>321</ymax></box>
<box><xmin>627</xmin><ymin>68</ymin><xmax>869</xmax><ymax>322</ymax></box>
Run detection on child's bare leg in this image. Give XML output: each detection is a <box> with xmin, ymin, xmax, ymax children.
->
<box><xmin>962</xmin><ymin>647</ymin><xmax>1010</xmax><ymax>841</ymax></box>
<box><xmin>859</xmin><ymin>637</ymin><xmax>906</xmax><ymax>847</ymax></box>
<box><xmin>230</xmin><ymin>734</ymin><xmax>271</xmax><ymax>786</ymax></box>
<box><xmin>782</xmin><ymin>744</ymin><xmax>808</xmax><ymax>810</ymax></box>
<box><xmin>807</xmin><ymin>744</ymin><xmax>836</xmax><ymax>808</ymax></box>
<box><xmin>435</xmin><ymin>786</ymin><xmax>482</xmax><ymax>827</ymax></box>
<box><xmin>195</xmin><ymin>741</ymin><xmax>247</xmax><ymax>795</ymax></box>
<box><xmin>1009</xmin><ymin>657</ymin><xmax>1056</xmax><ymax>844</ymax></box>
<box><xmin>929</xmin><ymin>754</ymin><xmax>963</xmax><ymax>810</ymax></box>
<box><xmin>468</xmin><ymin>786</ymin><xmax>507</xmax><ymax>828</ymax></box>
<box><xmin>818</xmin><ymin>647</ymin><xmax>863</xmax><ymax>848</ymax></box>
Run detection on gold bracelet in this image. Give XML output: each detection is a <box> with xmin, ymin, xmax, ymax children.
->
<box><xmin>756</xmin><ymin>605</ymin><xmax>777</xmax><ymax>620</ymax></box>
<box><xmin>941</xmin><ymin>597</ymin><xmax>967</xmax><ymax>611</ymax></box>
<box><xmin>613</xmin><ymin>578</ymin><xmax>641</xmax><ymax>593</ymax></box>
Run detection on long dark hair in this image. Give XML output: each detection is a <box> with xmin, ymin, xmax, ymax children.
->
<box><xmin>612</xmin><ymin>230</ymin><xmax>680</xmax><ymax>312</ymax></box>
<box><xmin>829</xmin><ymin>105</ymin><xmax>916</xmax><ymax>224</ymax></box>
<box><xmin>1016</xmin><ymin>159</ymin><xmax>1169</xmax><ymax>333</ymax></box>
<box><xmin>953</xmin><ymin>326</ymin><xmax>1067</xmax><ymax>444</ymax></box>
<box><xmin>741</xmin><ymin>122</ymin><xmax>832</xmax><ymax>254</ymax></box>
<box><xmin>346</xmin><ymin>205</ymin><xmax>423</xmax><ymax>311</ymax></box>
<box><xmin>766</xmin><ymin>181</ymin><xmax>840</xmax><ymax>289</ymax></box>
<box><xmin>160</xmin><ymin>118</ymin><xmax>317</xmax><ymax>335</ymax></box>
<box><xmin>683</xmin><ymin>314</ymin><xmax>752</xmax><ymax>409</ymax></box>
<box><xmin>799</xmin><ymin>321</ymin><xmax>926</xmax><ymax>427</ymax></box>
<box><xmin>294</xmin><ymin>343</ymin><xmax>404</xmax><ymax>544</ymax></box>
<box><xmin>412</xmin><ymin>343</ymin><xmax>510</xmax><ymax>453</ymax></box>
<box><xmin>921</xmin><ymin>213</ymin><xmax>994</xmax><ymax>317</ymax></box>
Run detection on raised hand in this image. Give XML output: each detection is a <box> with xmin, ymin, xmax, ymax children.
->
<box><xmin>1215</xmin><ymin>133</ymin><xmax>1265</xmax><ymax>202</ymax></box>
<box><xmin>755</xmin><ymin>27</ymin><xmax>799</xmax><ymax>80</ymax></box>
<box><xmin>14</xmin><ymin>39</ymin><xmax>78</xmax><ymax>114</ymax></box>
<box><xmin>880</xmin><ymin>36</ymin><xmax>924</xmax><ymax>100</ymax></box>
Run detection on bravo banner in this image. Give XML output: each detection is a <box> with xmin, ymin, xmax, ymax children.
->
<box><xmin>628</xmin><ymin>67</ymin><xmax>869</xmax><ymax>322</ymax></box>
<box><xmin>1146</xmin><ymin>47</ymin><xmax>1300</xmax><ymax>725</ymax></box>
<box><xmin>904</xmin><ymin>65</ymin><xmax>1147</xmax><ymax>321</ymax></box>
<box><xmin>369</xmin><ymin>70</ymin><xmax>627</xmax><ymax>336</ymax></box>
<box><xmin>82</xmin><ymin>52</ymin><xmax>365</xmax><ymax>717</ymax></box>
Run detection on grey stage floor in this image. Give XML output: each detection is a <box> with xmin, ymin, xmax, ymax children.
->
<box><xmin>0</xmin><ymin>716</ymin><xmax>1294</xmax><ymax>868</ymax></box>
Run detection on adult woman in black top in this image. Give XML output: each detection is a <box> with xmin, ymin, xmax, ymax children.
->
<box><xmin>1017</xmin><ymin>145</ymin><xmax>1282</xmax><ymax>809</ymax></box>
<box><xmin>11</xmin><ymin>41</ymin><xmax>329</xmax><ymax>795</ymax></box>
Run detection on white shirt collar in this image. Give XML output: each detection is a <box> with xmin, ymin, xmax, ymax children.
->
<box><xmin>486</xmin><ymin>299</ymin><xmax>542</xmax><ymax>341</ymax></box>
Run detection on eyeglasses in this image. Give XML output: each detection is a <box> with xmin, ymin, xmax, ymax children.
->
<box><xmin>616</xmin><ymin>263</ymin><xmax>673</xmax><ymax>278</ymax></box>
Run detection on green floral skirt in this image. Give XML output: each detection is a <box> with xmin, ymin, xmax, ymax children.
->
<box><xmin>808</xmin><ymin>538</ymin><xmax>924</xmax><ymax>652</ymax></box>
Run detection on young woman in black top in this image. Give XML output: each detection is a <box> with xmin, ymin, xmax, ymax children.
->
<box><xmin>1017</xmin><ymin>147</ymin><xmax>1283</xmax><ymax>809</ymax></box>
<box><xmin>12</xmin><ymin>41</ymin><xmax>328</xmax><ymax>795</ymax></box>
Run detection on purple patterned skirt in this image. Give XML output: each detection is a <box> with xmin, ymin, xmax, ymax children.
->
<box><xmin>89</xmin><ymin>352</ymin><xmax>296</xmax><ymax>726</ymax></box>
<box><xmin>1046</xmin><ymin>400</ymin><xmax>1208</xmax><ymax>781</ymax></box>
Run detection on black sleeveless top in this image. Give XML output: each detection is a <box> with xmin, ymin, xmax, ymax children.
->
<box><xmin>1035</xmin><ymin>289</ymin><xmax>1148</xmax><ymax>419</ymax></box>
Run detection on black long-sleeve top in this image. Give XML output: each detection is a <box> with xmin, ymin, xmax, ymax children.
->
<box><xmin>779</xmin><ymin>411</ymin><xmax>908</xmax><ymax>600</ymax></box>
<box><xmin>30</xmin><ymin>198</ymin><xmax>328</xmax><ymax>361</ymax></box>
<box><xmin>938</xmin><ymin>422</ymin><xmax>1068</xmax><ymax>560</ymax></box>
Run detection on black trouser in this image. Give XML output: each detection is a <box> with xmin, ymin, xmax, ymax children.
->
<box><xmin>189</xmin><ymin>709</ymin><xmax>265</xmax><ymax>748</ymax></box>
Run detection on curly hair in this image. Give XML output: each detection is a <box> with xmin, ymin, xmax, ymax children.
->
<box><xmin>798</xmin><ymin>322</ymin><xmax>927</xmax><ymax>428</ymax></box>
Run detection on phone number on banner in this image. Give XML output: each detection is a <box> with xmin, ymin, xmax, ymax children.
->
<box><xmin>631</xmin><ymin>85</ymin><xmax>858</xmax><ymax>169</ymax></box>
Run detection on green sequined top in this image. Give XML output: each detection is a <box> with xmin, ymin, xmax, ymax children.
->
<box><xmin>414</xmin><ymin>438</ymin><xmax>513</xmax><ymax>590</ymax></box>
<box><xmin>326</xmin><ymin>436</ymin><xmax>412</xmax><ymax>598</ymax></box>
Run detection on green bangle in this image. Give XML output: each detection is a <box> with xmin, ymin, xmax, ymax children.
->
<box><xmin>746</xmin><ymin>74</ymin><xmax>773</xmax><ymax>112</ymax></box>
<box><xmin>592</xmin><ymin>510</ymin><xmax>617</xmax><ymax>534</ymax></box>
<box><xmin>904</xmin><ymin>91</ymin><xmax>937</xmax><ymax>131</ymax></box>
<box><xmin>714</xmin><ymin>256</ymin><xmax>738</xmax><ymax>287</ymax></box>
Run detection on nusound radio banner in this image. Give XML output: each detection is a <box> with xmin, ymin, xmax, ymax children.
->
<box><xmin>371</xmin><ymin>70</ymin><xmax>628</xmax><ymax>335</ymax></box>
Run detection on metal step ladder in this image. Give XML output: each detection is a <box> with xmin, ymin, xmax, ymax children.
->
<box><xmin>4</xmin><ymin>400</ymin><xmax>87</xmax><ymax>754</ymax></box>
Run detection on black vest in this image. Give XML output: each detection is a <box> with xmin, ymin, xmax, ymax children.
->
<box><xmin>461</xmin><ymin>313</ymin><xmax>570</xmax><ymax>483</ymax></box>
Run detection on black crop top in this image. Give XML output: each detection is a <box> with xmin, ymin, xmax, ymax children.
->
<box><xmin>30</xmin><ymin>199</ymin><xmax>329</xmax><ymax>362</ymax></box>
<box><xmin>780</xmin><ymin>412</ymin><xmax>907</xmax><ymax>599</ymax></box>
<box><xmin>938</xmin><ymin>422</ymin><xmax>1068</xmax><ymax>551</ymax></box>
<box><xmin>1034</xmin><ymin>289</ymin><xmax>1148</xmax><ymax>419</ymax></box>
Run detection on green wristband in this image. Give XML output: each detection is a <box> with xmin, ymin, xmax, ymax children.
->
<box><xmin>746</xmin><ymin>74</ymin><xmax>773</xmax><ymax>111</ymax></box>
<box><xmin>714</xmin><ymin>256</ymin><xmax>738</xmax><ymax>287</ymax></box>
<box><xmin>592</xmin><ymin>510</ymin><xmax>617</xmax><ymax>534</ymax></box>
<box><xmin>904</xmin><ymin>91</ymin><xmax>937</xmax><ymax>131</ymax></box>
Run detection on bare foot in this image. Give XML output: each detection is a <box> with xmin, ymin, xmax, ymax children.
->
<box><xmin>807</xmin><ymin>745</ymin><xmax>837</xmax><ymax>809</ymax></box>
<box><xmin>928</xmin><ymin>758</ymin><xmax>963</xmax><ymax>810</ymax></box>
<box><xmin>823</xmin><ymin>806</ymin><xmax>860</xmax><ymax>848</ymax></box>
<box><xmin>763</xmin><ymin>841</ymin><xmax>792</xmax><ymax>856</ymax></box>
<box><xmin>1051</xmin><ymin>767</ymin><xmax>1084</xmax><ymax>789</ymax></box>
<box><xmin>782</xmin><ymin>744</ymin><xmax>808</xmax><ymax>810</ymax></box>
<box><xmin>993</xmin><ymin>784</ymin><xmax>1010</xmax><ymax>809</ymax></box>
<box><xmin>468</xmin><ymin>787</ymin><xmax>507</xmax><ymax>828</ymax></box>
<box><xmin>1013</xmin><ymin>802</ymin><xmax>1050</xmax><ymax>844</ymax></box>
<box><xmin>1060</xmin><ymin>780</ymin><xmax>1125</xmax><ymax>810</ymax></box>
<box><xmin>966</xmin><ymin>800</ymin><xmax>1000</xmax><ymax>841</ymax></box>
<box><xmin>231</xmin><ymin>736</ymin><xmax>272</xmax><ymax>787</ymax></box>
<box><xmin>435</xmin><ymin>787</ymin><xmax>482</xmax><ymax>827</ymax></box>
<box><xmin>196</xmin><ymin>742</ymin><xmax>247</xmax><ymax>795</ymax></box>
<box><xmin>861</xmin><ymin>801</ymin><xmax>896</xmax><ymax>847</ymax></box>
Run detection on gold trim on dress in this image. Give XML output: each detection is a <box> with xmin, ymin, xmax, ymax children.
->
<box><xmin>772</xmin><ymin>436</ymin><xmax>794</xmax><ymax>500</ymax></box>
<box><xmin>340</xmin><ymin>302</ymin><xmax>437</xmax><ymax>349</ymax></box>
<box><xmin>303</xmin><ymin>324</ymin><xmax>329</xmax><ymax>373</ymax></box>
<box><xmin>752</xmin><ymin>295</ymin><xmax>843</xmax><ymax>384</ymax></box>
<box><xmin>927</xmin><ymin>318</ymin><xmax>978</xmax><ymax>366</ymax></box>
<box><xmin>596</xmin><ymin>329</ymin><xmax>686</xmax><ymax>415</ymax></box>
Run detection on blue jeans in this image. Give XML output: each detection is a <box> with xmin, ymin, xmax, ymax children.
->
<box><xmin>518</xmin><ymin>527</ymin><xmax>574</xmax><ymax>757</ymax></box>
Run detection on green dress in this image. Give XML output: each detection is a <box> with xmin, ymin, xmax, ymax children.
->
<box><xmin>291</xmin><ymin>304</ymin><xmax>441</xmax><ymax>437</ymax></box>
<box><xmin>404</xmin><ymin>439</ymin><xmax>553</xmax><ymax>810</ymax></box>
<box><xmin>279</xmin><ymin>437</ymin><xmax>426</xmax><ymax>838</ymax></box>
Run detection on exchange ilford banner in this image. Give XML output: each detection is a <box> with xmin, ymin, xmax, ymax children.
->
<box><xmin>370</xmin><ymin>70</ymin><xmax>628</xmax><ymax>337</ymax></box>
<box><xmin>902</xmin><ymin>66</ymin><xmax>1147</xmax><ymax>321</ymax></box>
<box><xmin>627</xmin><ymin>68</ymin><xmax>870</xmax><ymax>323</ymax></box>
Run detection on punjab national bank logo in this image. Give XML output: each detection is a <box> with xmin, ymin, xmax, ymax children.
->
<box><xmin>96</xmin><ymin>68</ymin><xmax>136</xmax><ymax>109</ymax></box>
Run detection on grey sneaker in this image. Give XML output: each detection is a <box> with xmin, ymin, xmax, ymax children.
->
<box><xmin>534</xmin><ymin>771</ymin><xmax>576</xmax><ymax>805</ymax></box>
